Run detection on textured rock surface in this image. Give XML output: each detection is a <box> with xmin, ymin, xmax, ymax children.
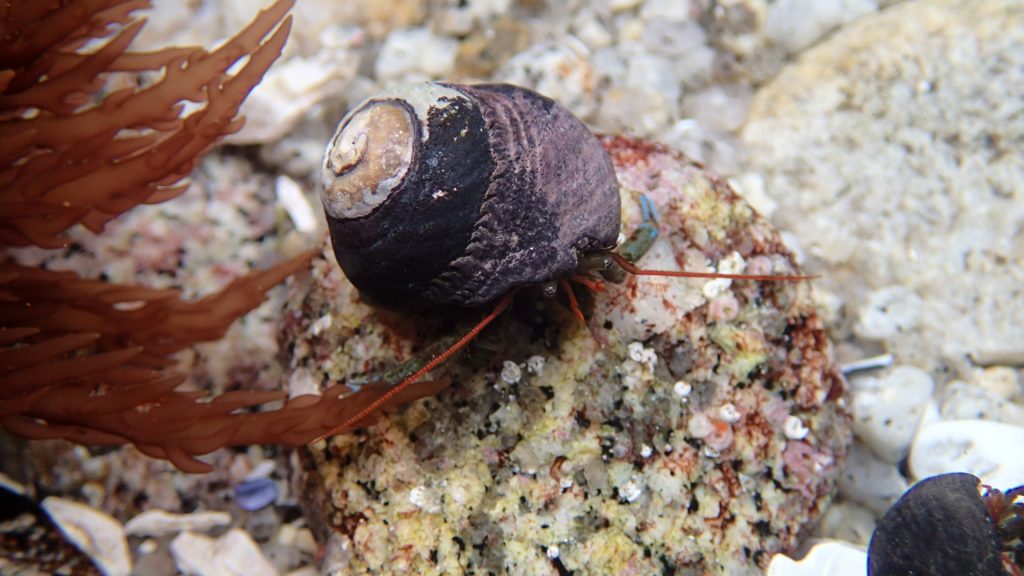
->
<box><xmin>282</xmin><ymin>137</ymin><xmax>851</xmax><ymax>575</ymax></box>
<box><xmin>743</xmin><ymin>0</ymin><xmax>1024</xmax><ymax>376</ymax></box>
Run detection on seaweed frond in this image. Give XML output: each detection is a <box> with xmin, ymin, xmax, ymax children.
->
<box><xmin>0</xmin><ymin>0</ymin><xmax>348</xmax><ymax>472</ymax></box>
<box><xmin>0</xmin><ymin>0</ymin><xmax>294</xmax><ymax>247</ymax></box>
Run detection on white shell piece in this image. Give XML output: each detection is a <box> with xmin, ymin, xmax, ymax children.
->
<box><xmin>910</xmin><ymin>419</ymin><xmax>1024</xmax><ymax>489</ymax></box>
<box><xmin>169</xmin><ymin>528</ymin><xmax>278</xmax><ymax>576</ymax></box>
<box><xmin>125</xmin><ymin>509</ymin><xmax>232</xmax><ymax>537</ymax></box>
<box><xmin>275</xmin><ymin>175</ymin><xmax>318</xmax><ymax>233</ymax></box>
<box><xmin>42</xmin><ymin>496</ymin><xmax>132</xmax><ymax>576</ymax></box>
<box><xmin>767</xmin><ymin>540</ymin><xmax>867</xmax><ymax>576</ymax></box>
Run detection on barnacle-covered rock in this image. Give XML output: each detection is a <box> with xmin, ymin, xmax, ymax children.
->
<box><xmin>281</xmin><ymin>137</ymin><xmax>851</xmax><ymax>575</ymax></box>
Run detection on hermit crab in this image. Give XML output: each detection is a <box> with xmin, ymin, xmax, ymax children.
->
<box><xmin>315</xmin><ymin>82</ymin><xmax>808</xmax><ymax>437</ymax></box>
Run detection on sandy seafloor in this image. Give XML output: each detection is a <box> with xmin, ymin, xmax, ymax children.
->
<box><xmin>2</xmin><ymin>0</ymin><xmax>1022</xmax><ymax>574</ymax></box>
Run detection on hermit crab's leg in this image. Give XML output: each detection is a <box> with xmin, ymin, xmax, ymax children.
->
<box><xmin>609</xmin><ymin>194</ymin><xmax>812</xmax><ymax>282</ymax></box>
<box><xmin>617</xmin><ymin>194</ymin><xmax>661</xmax><ymax>266</ymax></box>
<box><xmin>559</xmin><ymin>278</ymin><xmax>586</xmax><ymax>325</ymax></box>
<box><xmin>315</xmin><ymin>292</ymin><xmax>514</xmax><ymax>441</ymax></box>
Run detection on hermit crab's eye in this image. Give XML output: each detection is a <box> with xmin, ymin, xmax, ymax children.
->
<box><xmin>321</xmin><ymin>100</ymin><xmax>416</xmax><ymax>220</ymax></box>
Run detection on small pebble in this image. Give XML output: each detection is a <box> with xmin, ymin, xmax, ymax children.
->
<box><xmin>838</xmin><ymin>443</ymin><xmax>908</xmax><ymax>516</ymax></box>
<box><xmin>850</xmin><ymin>365</ymin><xmax>934</xmax><ymax>464</ymax></box>
<box><xmin>853</xmin><ymin>286</ymin><xmax>923</xmax><ymax>341</ymax></box>
<box><xmin>974</xmin><ymin>366</ymin><xmax>1021</xmax><ymax>400</ymax></box>
<box><xmin>765</xmin><ymin>0</ymin><xmax>878</xmax><ymax>54</ymax></box>
<box><xmin>235</xmin><ymin>477</ymin><xmax>278</xmax><ymax>512</ymax></box>
<box><xmin>375</xmin><ymin>27</ymin><xmax>459</xmax><ymax>79</ymax></box>
<box><xmin>814</xmin><ymin>501</ymin><xmax>876</xmax><ymax>546</ymax></box>
<box><xmin>940</xmin><ymin>380</ymin><xmax>1024</xmax><ymax>425</ymax></box>
<box><xmin>767</xmin><ymin>540</ymin><xmax>867</xmax><ymax>576</ymax></box>
<box><xmin>170</xmin><ymin>528</ymin><xmax>278</xmax><ymax>576</ymax></box>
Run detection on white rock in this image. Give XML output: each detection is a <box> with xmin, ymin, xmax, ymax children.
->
<box><xmin>850</xmin><ymin>366</ymin><xmax>933</xmax><ymax>463</ymax></box>
<box><xmin>597</xmin><ymin>85</ymin><xmax>672</xmax><ymax>136</ymax></box>
<box><xmin>496</xmin><ymin>40</ymin><xmax>597</xmax><ymax>120</ymax></box>
<box><xmin>170</xmin><ymin>528</ymin><xmax>279</xmax><ymax>576</ymax></box>
<box><xmin>765</xmin><ymin>0</ymin><xmax>878</xmax><ymax>54</ymax></box>
<box><xmin>853</xmin><ymin>286</ymin><xmax>924</xmax><ymax>341</ymax></box>
<box><xmin>732</xmin><ymin>172</ymin><xmax>778</xmax><ymax>219</ymax></box>
<box><xmin>974</xmin><ymin>366</ymin><xmax>1022</xmax><ymax>401</ymax></box>
<box><xmin>767</xmin><ymin>540</ymin><xmax>867</xmax><ymax>576</ymax></box>
<box><xmin>682</xmin><ymin>85</ymin><xmax>754</xmax><ymax>134</ymax></box>
<box><xmin>814</xmin><ymin>500</ymin><xmax>876</xmax><ymax>546</ymax></box>
<box><xmin>228</xmin><ymin>43</ymin><xmax>359</xmax><ymax>144</ymax></box>
<box><xmin>125</xmin><ymin>509</ymin><xmax>232</xmax><ymax>537</ymax></box>
<box><xmin>838</xmin><ymin>443</ymin><xmax>908</xmax><ymax>516</ymax></box>
<box><xmin>940</xmin><ymin>380</ymin><xmax>1024</xmax><ymax>426</ymax></box>
<box><xmin>42</xmin><ymin>497</ymin><xmax>131</xmax><ymax>576</ymax></box>
<box><xmin>639</xmin><ymin>20</ymin><xmax>713</xmax><ymax>81</ymax></box>
<box><xmin>375</xmin><ymin>27</ymin><xmax>459</xmax><ymax>80</ymax></box>
<box><xmin>910</xmin><ymin>419</ymin><xmax>1024</xmax><ymax>489</ymax></box>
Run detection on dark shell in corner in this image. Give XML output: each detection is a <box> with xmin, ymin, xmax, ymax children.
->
<box><xmin>321</xmin><ymin>82</ymin><xmax>621</xmax><ymax>310</ymax></box>
<box><xmin>868</xmin><ymin>472</ymin><xmax>1005</xmax><ymax>576</ymax></box>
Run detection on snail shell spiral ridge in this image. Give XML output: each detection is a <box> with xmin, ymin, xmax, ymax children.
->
<box><xmin>321</xmin><ymin>82</ymin><xmax>621</xmax><ymax>309</ymax></box>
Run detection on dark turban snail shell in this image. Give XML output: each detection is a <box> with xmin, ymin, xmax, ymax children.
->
<box><xmin>320</xmin><ymin>82</ymin><xmax>621</xmax><ymax>310</ymax></box>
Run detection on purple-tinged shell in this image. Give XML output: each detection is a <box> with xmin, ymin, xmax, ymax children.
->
<box><xmin>234</xmin><ymin>477</ymin><xmax>278</xmax><ymax>512</ymax></box>
<box><xmin>320</xmin><ymin>82</ymin><xmax>620</xmax><ymax>309</ymax></box>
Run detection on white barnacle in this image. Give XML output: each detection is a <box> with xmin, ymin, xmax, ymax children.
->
<box><xmin>673</xmin><ymin>380</ymin><xmax>693</xmax><ymax>398</ymax></box>
<box><xmin>719</xmin><ymin>403</ymin><xmax>742</xmax><ymax>423</ymax></box>
<box><xmin>526</xmin><ymin>355</ymin><xmax>546</xmax><ymax>375</ymax></box>
<box><xmin>620</xmin><ymin>480</ymin><xmax>643</xmax><ymax>503</ymax></box>
<box><xmin>409</xmin><ymin>486</ymin><xmax>440</xmax><ymax>513</ymax></box>
<box><xmin>784</xmin><ymin>415</ymin><xmax>810</xmax><ymax>440</ymax></box>
<box><xmin>500</xmin><ymin>361</ymin><xmax>523</xmax><ymax>384</ymax></box>
<box><xmin>688</xmin><ymin>413</ymin><xmax>713</xmax><ymax>438</ymax></box>
<box><xmin>627</xmin><ymin>341</ymin><xmax>658</xmax><ymax>370</ymax></box>
<box><xmin>702</xmin><ymin>251</ymin><xmax>747</xmax><ymax>298</ymax></box>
